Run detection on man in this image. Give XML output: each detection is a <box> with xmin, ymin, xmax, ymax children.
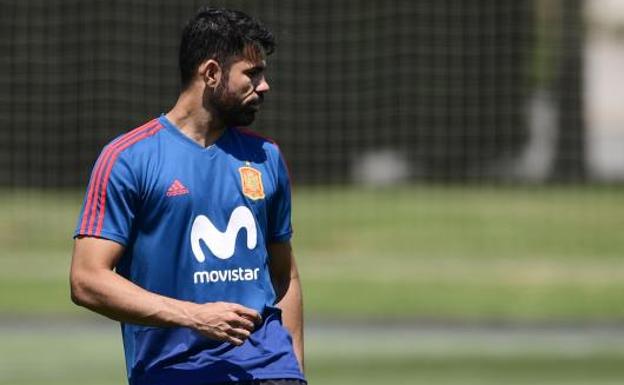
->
<box><xmin>70</xmin><ymin>7</ymin><xmax>305</xmax><ymax>385</ymax></box>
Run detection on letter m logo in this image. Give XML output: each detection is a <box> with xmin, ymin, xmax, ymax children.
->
<box><xmin>190</xmin><ymin>206</ymin><xmax>257</xmax><ymax>262</ymax></box>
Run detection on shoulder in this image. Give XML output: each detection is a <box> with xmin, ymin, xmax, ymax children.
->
<box><xmin>231</xmin><ymin>128</ymin><xmax>292</xmax><ymax>185</ymax></box>
<box><xmin>100</xmin><ymin>118</ymin><xmax>165</xmax><ymax>164</ymax></box>
<box><xmin>87</xmin><ymin>119</ymin><xmax>166</xmax><ymax>189</ymax></box>
<box><xmin>231</xmin><ymin>127</ymin><xmax>282</xmax><ymax>159</ymax></box>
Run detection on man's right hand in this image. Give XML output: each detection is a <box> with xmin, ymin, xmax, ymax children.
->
<box><xmin>71</xmin><ymin>237</ymin><xmax>263</xmax><ymax>347</ymax></box>
<box><xmin>188</xmin><ymin>302</ymin><xmax>263</xmax><ymax>346</ymax></box>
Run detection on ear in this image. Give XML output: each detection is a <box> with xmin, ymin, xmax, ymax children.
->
<box><xmin>198</xmin><ymin>59</ymin><xmax>222</xmax><ymax>89</ymax></box>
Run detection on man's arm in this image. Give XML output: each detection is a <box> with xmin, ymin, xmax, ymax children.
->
<box><xmin>70</xmin><ymin>236</ymin><xmax>261</xmax><ymax>346</ymax></box>
<box><xmin>268</xmin><ymin>241</ymin><xmax>304</xmax><ymax>373</ymax></box>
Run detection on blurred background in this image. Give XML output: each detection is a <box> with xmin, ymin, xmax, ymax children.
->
<box><xmin>1</xmin><ymin>0</ymin><xmax>624</xmax><ymax>384</ymax></box>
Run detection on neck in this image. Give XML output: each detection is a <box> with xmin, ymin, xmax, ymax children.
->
<box><xmin>165</xmin><ymin>89</ymin><xmax>226</xmax><ymax>147</ymax></box>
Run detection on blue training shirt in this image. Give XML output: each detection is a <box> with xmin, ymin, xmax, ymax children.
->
<box><xmin>74</xmin><ymin>116</ymin><xmax>304</xmax><ymax>385</ymax></box>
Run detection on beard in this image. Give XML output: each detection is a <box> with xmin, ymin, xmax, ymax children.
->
<box><xmin>209</xmin><ymin>80</ymin><xmax>260</xmax><ymax>128</ymax></box>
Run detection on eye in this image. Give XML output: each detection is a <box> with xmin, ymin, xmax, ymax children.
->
<box><xmin>245</xmin><ymin>65</ymin><xmax>266</xmax><ymax>78</ymax></box>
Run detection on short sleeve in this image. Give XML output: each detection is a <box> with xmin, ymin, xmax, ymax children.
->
<box><xmin>74</xmin><ymin>149</ymin><xmax>138</xmax><ymax>246</ymax></box>
<box><xmin>268</xmin><ymin>150</ymin><xmax>293</xmax><ymax>243</ymax></box>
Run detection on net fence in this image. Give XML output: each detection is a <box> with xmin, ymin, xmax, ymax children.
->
<box><xmin>1</xmin><ymin>0</ymin><xmax>603</xmax><ymax>187</ymax></box>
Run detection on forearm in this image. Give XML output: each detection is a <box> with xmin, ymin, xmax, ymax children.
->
<box><xmin>276</xmin><ymin>270</ymin><xmax>304</xmax><ymax>373</ymax></box>
<box><xmin>71</xmin><ymin>267</ymin><xmax>197</xmax><ymax>328</ymax></box>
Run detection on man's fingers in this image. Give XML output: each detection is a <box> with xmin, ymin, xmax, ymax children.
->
<box><xmin>208</xmin><ymin>330</ymin><xmax>231</xmax><ymax>343</ymax></box>
<box><xmin>230</xmin><ymin>327</ymin><xmax>251</xmax><ymax>340</ymax></box>
<box><xmin>221</xmin><ymin>326</ymin><xmax>247</xmax><ymax>346</ymax></box>
<box><xmin>231</xmin><ymin>315</ymin><xmax>255</xmax><ymax>331</ymax></box>
<box><xmin>227</xmin><ymin>336</ymin><xmax>244</xmax><ymax>346</ymax></box>
<box><xmin>231</xmin><ymin>305</ymin><xmax>263</xmax><ymax>325</ymax></box>
<box><xmin>202</xmin><ymin>330</ymin><xmax>246</xmax><ymax>346</ymax></box>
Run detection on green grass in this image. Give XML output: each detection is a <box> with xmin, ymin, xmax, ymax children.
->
<box><xmin>1</xmin><ymin>185</ymin><xmax>624</xmax><ymax>320</ymax></box>
<box><xmin>293</xmin><ymin>185</ymin><xmax>624</xmax><ymax>320</ymax></box>
<box><xmin>312</xmin><ymin>357</ymin><xmax>624</xmax><ymax>385</ymax></box>
<box><xmin>1</xmin><ymin>324</ymin><xmax>623</xmax><ymax>385</ymax></box>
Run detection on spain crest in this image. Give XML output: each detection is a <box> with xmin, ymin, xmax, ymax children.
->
<box><xmin>239</xmin><ymin>165</ymin><xmax>265</xmax><ymax>200</ymax></box>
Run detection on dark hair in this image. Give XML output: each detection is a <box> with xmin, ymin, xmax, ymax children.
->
<box><xmin>179</xmin><ymin>7</ymin><xmax>275</xmax><ymax>89</ymax></box>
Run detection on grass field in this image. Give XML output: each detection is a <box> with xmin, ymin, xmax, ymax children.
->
<box><xmin>1</xmin><ymin>185</ymin><xmax>623</xmax><ymax>385</ymax></box>
<box><xmin>1</xmin><ymin>185</ymin><xmax>624</xmax><ymax>320</ymax></box>
<box><xmin>1</xmin><ymin>322</ymin><xmax>623</xmax><ymax>385</ymax></box>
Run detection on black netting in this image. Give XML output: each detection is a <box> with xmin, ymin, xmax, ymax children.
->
<box><xmin>1</xmin><ymin>0</ymin><xmax>585</xmax><ymax>187</ymax></box>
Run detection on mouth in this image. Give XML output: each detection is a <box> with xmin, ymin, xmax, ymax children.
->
<box><xmin>248</xmin><ymin>94</ymin><xmax>264</xmax><ymax>109</ymax></box>
<box><xmin>247</xmin><ymin>101</ymin><xmax>262</xmax><ymax>112</ymax></box>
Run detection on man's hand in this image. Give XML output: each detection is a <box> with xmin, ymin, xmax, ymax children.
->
<box><xmin>71</xmin><ymin>237</ymin><xmax>263</xmax><ymax>346</ymax></box>
<box><xmin>189</xmin><ymin>302</ymin><xmax>263</xmax><ymax>346</ymax></box>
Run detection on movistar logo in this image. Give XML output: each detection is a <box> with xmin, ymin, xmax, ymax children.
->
<box><xmin>190</xmin><ymin>205</ymin><xmax>257</xmax><ymax>262</ymax></box>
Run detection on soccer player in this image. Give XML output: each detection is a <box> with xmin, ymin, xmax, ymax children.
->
<box><xmin>70</xmin><ymin>7</ymin><xmax>305</xmax><ymax>385</ymax></box>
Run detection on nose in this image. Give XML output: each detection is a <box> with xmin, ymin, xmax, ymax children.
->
<box><xmin>255</xmin><ymin>76</ymin><xmax>270</xmax><ymax>93</ymax></box>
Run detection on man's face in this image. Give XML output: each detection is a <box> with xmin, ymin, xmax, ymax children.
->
<box><xmin>209</xmin><ymin>49</ymin><xmax>270</xmax><ymax>128</ymax></box>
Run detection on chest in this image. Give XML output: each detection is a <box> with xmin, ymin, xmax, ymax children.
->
<box><xmin>137</xmin><ymin>149</ymin><xmax>276</xmax><ymax>231</ymax></box>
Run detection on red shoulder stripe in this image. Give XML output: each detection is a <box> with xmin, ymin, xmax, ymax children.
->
<box><xmin>94</xmin><ymin>123</ymin><xmax>162</xmax><ymax>235</ymax></box>
<box><xmin>80</xmin><ymin>120</ymin><xmax>158</xmax><ymax>234</ymax></box>
<box><xmin>79</xmin><ymin>120</ymin><xmax>161</xmax><ymax>235</ymax></box>
<box><xmin>79</xmin><ymin>151</ymin><xmax>107</xmax><ymax>234</ymax></box>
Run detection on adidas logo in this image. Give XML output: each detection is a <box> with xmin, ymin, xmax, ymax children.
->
<box><xmin>166</xmin><ymin>179</ymin><xmax>189</xmax><ymax>197</ymax></box>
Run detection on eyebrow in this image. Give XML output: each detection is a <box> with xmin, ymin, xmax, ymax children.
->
<box><xmin>245</xmin><ymin>63</ymin><xmax>266</xmax><ymax>73</ymax></box>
